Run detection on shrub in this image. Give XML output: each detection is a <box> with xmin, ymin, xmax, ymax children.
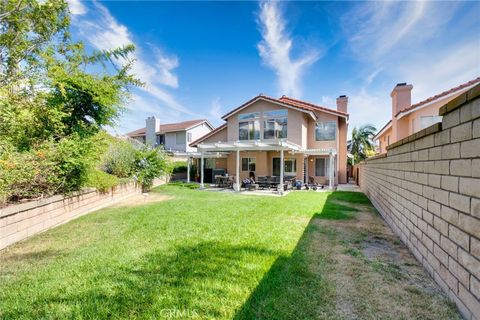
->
<box><xmin>0</xmin><ymin>135</ymin><xmax>101</xmax><ymax>205</ymax></box>
<box><xmin>101</xmin><ymin>139</ymin><xmax>137</xmax><ymax>178</ymax></box>
<box><xmin>86</xmin><ymin>169</ymin><xmax>119</xmax><ymax>193</ymax></box>
<box><xmin>172</xmin><ymin>161</ymin><xmax>188</xmax><ymax>174</ymax></box>
<box><xmin>134</xmin><ymin>147</ymin><xmax>171</xmax><ymax>192</ymax></box>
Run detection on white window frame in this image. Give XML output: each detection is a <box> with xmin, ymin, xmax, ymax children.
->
<box><xmin>263</xmin><ymin>109</ymin><xmax>288</xmax><ymax>140</ymax></box>
<box><xmin>187</xmin><ymin>132</ymin><xmax>192</xmax><ymax>142</ymax></box>
<box><xmin>238</xmin><ymin>112</ymin><xmax>260</xmax><ymax>141</ymax></box>
<box><xmin>315</xmin><ymin>121</ymin><xmax>337</xmax><ymax>141</ymax></box>
<box><xmin>272</xmin><ymin>157</ymin><xmax>296</xmax><ymax>176</ymax></box>
<box><xmin>314</xmin><ymin>157</ymin><xmax>329</xmax><ymax>177</ymax></box>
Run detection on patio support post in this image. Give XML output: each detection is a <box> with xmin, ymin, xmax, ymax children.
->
<box><xmin>187</xmin><ymin>156</ymin><xmax>190</xmax><ymax>183</ymax></box>
<box><xmin>304</xmin><ymin>155</ymin><xmax>308</xmax><ymax>184</ymax></box>
<box><xmin>235</xmin><ymin>149</ymin><xmax>240</xmax><ymax>192</ymax></box>
<box><xmin>200</xmin><ymin>153</ymin><xmax>204</xmax><ymax>189</ymax></box>
<box><xmin>280</xmin><ymin>149</ymin><xmax>284</xmax><ymax>195</ymax></box>
<box><xmin>329</xmin><ymin>150</ymin><xmax>334</xmax><ymax>190</ymax></box>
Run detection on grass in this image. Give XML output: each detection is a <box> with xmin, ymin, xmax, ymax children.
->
<box><xmin>0</xmin><ymin>185</ymin><xmax>460</xmax><ymax>319</ymax></box>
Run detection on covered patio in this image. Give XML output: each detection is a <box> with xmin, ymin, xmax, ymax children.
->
<box><xmin>186</xmin><ymin>140</ymin><xmax>336</xmax><ymax>194</ymax></box>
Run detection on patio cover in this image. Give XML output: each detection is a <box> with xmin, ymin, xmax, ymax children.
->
<box><xmin>187</xmin><ymin>140</ymin><xmax>336</xmax><ymax>193</ymax></box>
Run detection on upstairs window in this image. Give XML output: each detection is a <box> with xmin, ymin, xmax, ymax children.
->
<box><xmin>420</xmin><ymin>116</ymin><xmax>442</xmax><ymax>130</ymax></box>
<box><xmin>187</xmin><ymin>132</ymin><xmax>192</xmax><ymax>142</ymax></box>
<box><xmin>315</xmin><ymin>121</ymin><xmax>336</xmax><ymax>141</ymax></box>
<box><xmin>239</xmin><ymin>112</ymin><xmax>260</xmax><ymax>140</ymax></box>
<box><xmin>264</xmin><ymin>109</ymin><xmax>288</xmax><ymax>139</ymax></box>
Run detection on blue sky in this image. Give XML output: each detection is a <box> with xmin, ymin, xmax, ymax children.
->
<box><xmin>67</xmin><ymin>1</ymin><xmax>480</xmax><ymax>138</ymax></box>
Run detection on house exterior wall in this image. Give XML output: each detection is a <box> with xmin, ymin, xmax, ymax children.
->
<box><xmin>200</xmin><ymin>126</ymin><xmax>228</xmax><ymax>144</ymax></box>
<box><xmin>219</xmin><ymin>99</ymin><xmax>348</xmax><ymax>184</ymax></box>
<box><xmin>377</xmin><ymin>85</ymin><xmax>471</xmax><ymax>153</ymax></box>
<box><xmin>186</xmin><ymin>123</ymin><xmax>213</xmax><ymax>152</ymax></box>
<box><xmin>358</xmin><ymin>90</ymin><xmax>480</xmax><ymax>319</ymax></box>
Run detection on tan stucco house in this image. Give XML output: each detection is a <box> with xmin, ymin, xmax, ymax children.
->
<box><xmin>375</xmin><ymin>77</ymin><xmax>480</xmax><ymax>153</ymax></box>
<box><xmin>189</xmin><ymin>94</ymin><xmax>349</xmax><ymax>191</ymax></box>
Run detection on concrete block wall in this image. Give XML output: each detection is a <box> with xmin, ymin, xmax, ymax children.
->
<box><xmin>0</xmin><ymin>179</ymin><xmax>166</xmax><ymax>251</ymax></box>
<box><xmin>359</xmin><ymin>85</ymin><xmax>480</xmax><ymax>319</ymax></box>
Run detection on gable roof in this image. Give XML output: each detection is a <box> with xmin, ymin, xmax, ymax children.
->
<box><xmin>221</xmin><ymin>94</ymin><xmax>348</xmax><ymax>120</ymax></box>
<box><xmin>396</xmin><ymin>77</ymin><xmax>480</xmax><ymax>118</ymax></box>
<box><xmin>373</xmin><ymin>120</ymin><xmax>392</xmax><ymax>140</ymax></box>
<box><xmin>189</xmin><ymin>123</ymin><xmax>227</xmax><ymax>147</ymax></box>
<box><xmin>126</xmin><ymin>119</ymin><xmax>213</xmax><ymax>137</ymax></box>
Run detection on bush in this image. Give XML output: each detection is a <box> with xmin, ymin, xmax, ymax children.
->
<box><xmin>134</xmin><ymin>147</ymin><xmax>171</xmax><ymax>192</ymax></box>
<box><xmin>0</xmin><ymin>135</ymin><xmax>101</xmax><ymax>205</ymax></box>
<box><xmin>101</xmin><ymin>139</ymin><xmax>137</xmax><ymax>178</ymax></box>
<box><xmin>172</xmin><ymin>161</ymin><xmax>188</xmax><ymax>174</ymax></box>
<box><xmin>86</xmin><ymin>170</ymin><xmax>119</xmax><ymax>193</ymax></box>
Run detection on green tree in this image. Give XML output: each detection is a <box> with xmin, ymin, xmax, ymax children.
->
<box><xmin>348</xmin><ymin>124</ymin><xmax>377</xmax><ymax>163</ymax></box>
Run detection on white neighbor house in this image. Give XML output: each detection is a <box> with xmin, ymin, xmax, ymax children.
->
<box><xmin>127</xmin><ymin>117</ymin><xmax>214</xmax><ymax>155</ymax></box>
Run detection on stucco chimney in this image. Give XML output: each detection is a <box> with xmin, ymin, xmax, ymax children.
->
<box><xmin>336</xmin><ymin>95</ymin><xmax>348</xmax><ymax>113</ymax></box>
<box><xmin>391</xmin><ymin>83</ymin><xmax>413</xmax><ymax>116</ymax></box>
<box><xmin>145</xmin><ymin>116</ymin><xmax>160</xmax><ymax>147</ymax></box>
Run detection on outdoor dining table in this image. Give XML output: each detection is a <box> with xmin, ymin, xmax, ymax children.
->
<box><xmin>215</xmin><ymin>176</ymin><xmax>233</xmax><ymax>188</ymax></box>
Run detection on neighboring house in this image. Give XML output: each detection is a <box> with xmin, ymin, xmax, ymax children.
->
<box><xmin>127</xmin><ymin>117</ymin><xmax>214</xmax><ymax>154</ymax></box>
<box><xmin>189</xmin><ymin>94</ymin><xmax>349</xmax><ymax>189</ymax></box>
<box><xmin>375</xmin><ymin>77</ymin><xmax>480</xmax><ymax>154</ymax></box>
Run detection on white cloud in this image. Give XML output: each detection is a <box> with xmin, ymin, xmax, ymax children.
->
<box><xmin>71</xmin><ymin>1</ymin><xmax>194</xmax><ymax>117</ymax></box>
<box><xmin>257</xmin><ymin>1</ymin><xmax>320</xmax><ymax>97</ymax></box>
<box><xmin>340</xmin><ymin>1</ymin><xmax>480</xmax><ymax>138</ymax></box>
<box><xmin>66</xmin><ymin>0</ymin><xmax>86</xmax><ymax>15</ymax></box>
<box><xmin>209</xmin><ymin>97</ymin><xmax>223</xmax><ymax>120</ymax></box>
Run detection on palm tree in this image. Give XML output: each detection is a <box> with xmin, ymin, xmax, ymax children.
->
<box><xmin>347</xmin><ymin>124</ymin><xmax>377</xmax><ymax>163</ymax></box>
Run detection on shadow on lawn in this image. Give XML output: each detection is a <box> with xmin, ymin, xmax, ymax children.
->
<box><xmin>234</xmin><ymin>191</ymin><xmax>365</xmax><ymax>320</ymax></box>
<box><xmin>19</xmin><ymin>242</ymin><xmax>281</xmax><ymax>319</ymax></box>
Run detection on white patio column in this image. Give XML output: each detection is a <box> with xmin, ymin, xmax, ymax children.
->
<box><xmin>200</xmin><ymin>153</ymin><xmax>205</xmax><ymax>189</ymax></box>
<box><xmin>304</xmin><ymin>155</ymin><xmax>308</xmax><ymax>184</ymax></box>
<box><xmin>279</xmin><ymin>149</ymin><xmax>284</xmax><ymax>194</ymax></box>
<box><xmin>235</xmin><ymin>149</ymin><xmax>240</xmax><ymax>192</ymax></box>
<box><xmin>329</xmin><ymin>150</ymin><xmax>334</xmax><ymax>190</ymax></box>
<box><xmin>186</xmin><ymin>156</ymin><xmax>190</xmax><ymax>183</ymax></box>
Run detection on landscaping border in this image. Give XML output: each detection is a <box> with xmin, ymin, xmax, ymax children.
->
<box><xmin>0</xmin><ymin>179</ymin><xmax>166</xmax><ymax>251</ymax></box>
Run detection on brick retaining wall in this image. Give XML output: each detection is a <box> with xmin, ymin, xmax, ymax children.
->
<box><xmin>359</xmin><ymin>85</ymin><xmax>480</xmax><ymax>319</ymax></box>
<box><xmin>0</xmin><ymin>179</ymin><xmax>166</xmax><ymax>251</ymax></box>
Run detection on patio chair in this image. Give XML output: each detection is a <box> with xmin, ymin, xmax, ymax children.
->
<box><xmin>257</xmin><ymin>176</ymin><xmax>269</xmax><ymax>189</ymax></box>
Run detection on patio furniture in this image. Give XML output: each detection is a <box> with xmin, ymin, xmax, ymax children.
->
<box><xmin>257</xmin><ymin>176</ymin><xmax>270</xmax><ymax>189</ymax></box>
<box><xmin>241</xmin><ymin>178</ymin><xmax>258</xmax><ymax>190</ymax></box>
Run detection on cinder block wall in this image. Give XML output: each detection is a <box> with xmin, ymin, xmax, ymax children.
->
<box><xmin>359</xmin><ymin>86</ymin><xmax>480</xmax><ymax>319</ymax></box>
<box><xmin>0</xmin><ymin>179</ymin><xmax>166</xmax><ymax>251</ymax></box>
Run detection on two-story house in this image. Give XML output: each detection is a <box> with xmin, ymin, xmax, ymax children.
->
<box><xmin>127</xmin><ymin>117</ymin><xmax>214</xmax><ymax>154</ymax></box>
<box><xmin>189</xmin><ymin>94</ymin><xmax>349</xmax><ymax>191</ymax></box>
<box><xmin>375</xmin><ymin>77</ymin><xmax>480</xmax><ymax>154</ymax></box>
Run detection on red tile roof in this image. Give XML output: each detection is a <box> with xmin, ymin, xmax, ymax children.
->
<box><xmin>395</xmin><ymin>77</ymin><xmax>480</xmax><ymax>117</ymax></box>
<box><xmin>189</xmin><ymin>123</ymin><xmax>227</xmax><ymax>147</ymax></box>
<box><xmin>126</xmin><ymin>119</ymin><xmax>211</xmax><ymax>137</ymax></box>
<box><xmin>221</xmin><ymin>94</ymin><xmax>348</xmax><ymax>120</ymax></box>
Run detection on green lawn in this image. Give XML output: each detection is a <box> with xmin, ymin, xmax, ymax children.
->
<box><xmin>0</xmin><ymin>184</ymin><xmax>460</xmax><ymax>319</ymax></box>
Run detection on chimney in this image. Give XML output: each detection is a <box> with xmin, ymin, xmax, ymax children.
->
<box><xmin>145</xmin><ymin>116</ymin><xmax>160</xmax><ymax>147</ymax></box>
<box><xmin>336</xmin><ymin>95</ymin><xmax>348</xmax><ymax>113</ymax></box>
<box><xmin>391</xmin><ymin>83</ymin><xmax>413</xmax><ymax>116</ymax></box>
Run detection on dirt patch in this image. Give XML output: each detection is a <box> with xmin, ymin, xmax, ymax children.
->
<box><xmin>309</xmin><ymin>201</ymin><xmax>461</xmax><ymax>320</ymax></box>
<box><xmin>113</xmin><ymin>193</ymin><xmax>174</xmax><ymax>208</ymax></box>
